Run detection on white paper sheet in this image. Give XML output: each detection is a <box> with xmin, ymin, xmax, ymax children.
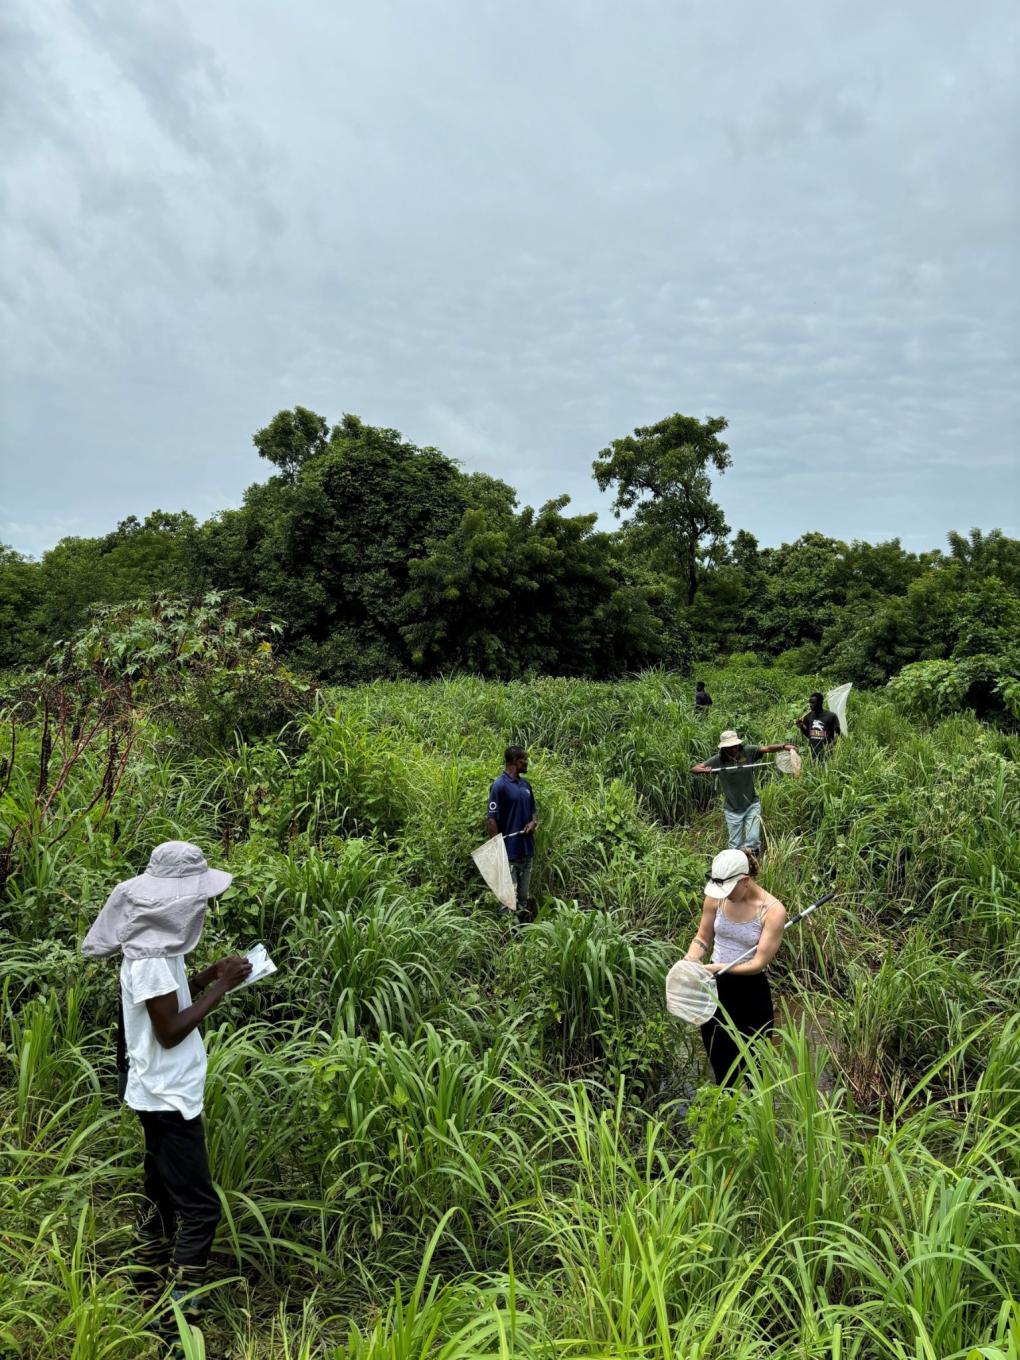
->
<box><xmin>236</xmin><ymin>943</ymin><xmax>278</xmax><ymax>989</ymax></box>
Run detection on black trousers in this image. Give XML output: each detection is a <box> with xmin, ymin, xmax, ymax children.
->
<box><xmin>700</xmin><ymin>972</ymin><xmax>774</xmax><ymax>1087</ymax></box>
<box><xmin>136</xmin><ymin>1111</ymin><xmax>221</xmax><ymax>1269</ymax></box>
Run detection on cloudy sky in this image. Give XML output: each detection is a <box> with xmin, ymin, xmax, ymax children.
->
<box><xmin>2</xmin><ymin>0</ymin><xmax>1018</xmax><ymax>558</ymax></box>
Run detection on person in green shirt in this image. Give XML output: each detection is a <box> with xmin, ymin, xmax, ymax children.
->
<box><xmin>692</xmin><ymin>729</ymin><xmax>796</xmax><ymax>854</ymax></box>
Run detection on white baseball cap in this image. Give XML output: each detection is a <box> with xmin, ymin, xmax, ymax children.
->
<box><xmin>704</xmin><ymin>848</ymin><xmax>750</xmax><ymax>899</ymax></box>
<box><xmin>718</xmin><ymin>730</ymin><xmax>743</xmax><ymax>749</ymax></box>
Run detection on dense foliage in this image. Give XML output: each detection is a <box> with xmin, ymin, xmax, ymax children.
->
<box><xmin>2</xmin><ymin>410</ymin><xmax>1017</xmax><ymax>717</ymax></box>
<box><xmin>2</xmin><ymin>647</ymin><xmax>1018</xmax><ymax>1357</ymax></box>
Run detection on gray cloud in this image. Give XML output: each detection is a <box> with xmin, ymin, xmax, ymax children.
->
<box><xmin>2</xmin><ymin>0</ymin><xmax>1018</xmax><ymax>557</ymax></box>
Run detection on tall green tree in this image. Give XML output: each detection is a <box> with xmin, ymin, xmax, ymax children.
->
<box><xmin>0</xmin><ymin>513</ymin><xmax>202</xmax><ymax>668</ymax></box>
<box><xmin>252</xmin><ymin>406</ymin><xmax>330</xmax><ymax>478</ymax></box>
<box><xmin>403</xmin><ymin>495</ymin><xmax>668</xmax><ymax>678</ymax></box>
<box><xmin>206</xmin><ymin>412</ymin><xmax>466</xmax><ymax>681</ymax></box>
<box><xmin>0</xmin><ymin>546</ymin><xmax>44</xmax><ymax>667</ymax></box>
<box><xmin>592</xmin><ymin>413</ymin><xmax>731</xmax><ymax>603</ymax></box>
<box><xmin>947</xmin><ymin>527</ymin><xmax>1020</xmax><ymax>591</ymax></box>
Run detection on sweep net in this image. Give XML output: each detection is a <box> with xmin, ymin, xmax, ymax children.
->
<box><xmin>471</xmin><ymin>834</ymin><xmax>517</xmax><ymax>912</ymax></box>
<box><xmin>825</xmin><ymin>682</ymin><xmax>852</xmax><ymax>736</ymax></box>
<box><xmin>665</xmin><ymin>959</ymin><xmax>720</xmax><ymax>1023</ymax></box>
<box><xmin>775</xmin><ymin>748</ymin><xmax>802</xmax><ymax>778</ymax></box>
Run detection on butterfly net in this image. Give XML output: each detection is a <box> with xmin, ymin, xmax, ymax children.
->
<box><xmin>825</xmin><ymin>682</ymin><xmax>852</xmax><ymax>735</ymax></box>
<box><xmin>665</xmin><ymin>959</ymin><xmax>720</xmax><ymax>1024</ymax></box>
<box><xmin>471</xmin><ymin>834</ymin><xmax>517</xmax><ymax>912</ymax></box>
<box><xmin>775</xmin><ymin>748</ymin><xmax>802</xmax><ymax>778</ymax></box>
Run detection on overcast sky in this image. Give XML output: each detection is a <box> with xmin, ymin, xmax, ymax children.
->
<box><xmin>2</xmin><ymin>0</ymin><xmax>1018</xmax><ymax>559</ymax></box>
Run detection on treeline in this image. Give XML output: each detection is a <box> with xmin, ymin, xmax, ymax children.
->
<box><xmin>2</xmin><ymin>407</ymin><xmax>1018</xmax><ymax>710</ymax></box>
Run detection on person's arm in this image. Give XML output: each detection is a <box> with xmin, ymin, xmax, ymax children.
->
<box><xmin>146</xmin><ymin>956</ymin><xmax>252</xmax><ymax>1049</ymax></box>
<box><xmin>683</xmin><ymin>899</ymin><xmax>716</xmax><ymax>961</ymax></box>
<box><xmin>759</xmin><ymin>743</ymin><xmax>797</xmax><ymax>755</ymax></box>
<box><xmin>691</xmin><ymin>756</ymin><xmax>718</xmax><ymax>775</ymax></box>
<box><xmin>795</xmin><ymin>713</ymin><xmax>809</xmax><ymax>734</ymax></box>
<box><xmin>487</xmin><ymin>783</ymin><xmax>501</xmax><ymax>839</ymax></box>
<box><xmin>709</xmin><ymin>904</ymin><xmax>787</xmax><ymax>976</ymax></box>
<box><xmin>523</xmin><ymin>786</ymin><xmax>537</xmax><ymax>835</ymax></box>
<box><xmin>188</xmin><ymin>963</ymin><xmax>218</xmax><ymax>997</ymax></box>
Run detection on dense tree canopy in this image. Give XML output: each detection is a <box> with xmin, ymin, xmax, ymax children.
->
<box><xmin>2</xmin><ymin>405</ymin><xmax>1017</xmax><ymax>720</ymax></box>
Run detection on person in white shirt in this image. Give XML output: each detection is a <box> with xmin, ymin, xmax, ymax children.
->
<box><xmin>82</xmin><ymin>841</ymin><xmax>251</xmax><ymax>1333</ymax></box>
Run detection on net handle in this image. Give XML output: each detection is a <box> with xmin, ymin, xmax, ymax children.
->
<box><xmin>714</xmin><ymin>891</ymin><xmax>834</xmax><ymax>977</ymax></box>
<box><xmin>697</xmin><ymin>752</ymin><xmax>798</xmax><ymax>773</ymax></box>
<box><xmin>701</xmin><ymin>762</ymin><xmax>774</xmax><ymax>773</ymax></box>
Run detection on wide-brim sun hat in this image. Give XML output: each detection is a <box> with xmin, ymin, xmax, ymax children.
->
<box><xmin>704</xmin><ymin>848</ymin><xmax>750</xmax><ymax>899</ymax></box>
<box><xmin>81</xmin><ymin>841</ymin><xmax>233</xmax><ymax>959</ymax></box>
<box><xmin>132</xmin><ymin>840</ymin><xmax>233</xmax><ymax>899</ymax></box>
<box><xmin>718</xmin><ymin>730</ymin><xmax>743</xmax><ymax>749</ymax></box>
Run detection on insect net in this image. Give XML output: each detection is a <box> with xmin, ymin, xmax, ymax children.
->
<box><xmin>825</xmin><ymin>682</ymin><xmax>852</xmax><ymax>736</ymax></box>
<box><xmin>470</xmin><ymin>834</ymin><xmax>517</xmax><ymax>912</ymax></box>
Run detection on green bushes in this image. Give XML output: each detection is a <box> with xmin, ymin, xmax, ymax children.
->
<box><xmin>2</xmin><ymin>666</ymin><xmax>1018</xmax><ymax>1357</ymax></box>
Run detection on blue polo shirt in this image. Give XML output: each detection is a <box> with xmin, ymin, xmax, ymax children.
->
<box><xmin>487</xmin><ymin>771</ymin><xmax>536</xmax><ymax>861</ymax></box>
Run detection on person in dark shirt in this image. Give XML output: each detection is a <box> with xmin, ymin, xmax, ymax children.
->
<box><xmin>695</xmin><ymin>681</ymin><xmax>713</xmax><ymax>714</ymax></box>
<box><xmin>486</xmin><ymin>745</ymin><xmax>537</xmax><ymax>915</ymax></box>
<box><xmin>796</xmin><ymin>693</ymin><xmax>841</xmax><ymax>761</ymax></box>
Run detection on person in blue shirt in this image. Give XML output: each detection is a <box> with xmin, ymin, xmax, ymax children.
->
<box><xmin>486</xmin><ymin>745</ymin><xmax>537</xmax><ymax>915</ymax></box>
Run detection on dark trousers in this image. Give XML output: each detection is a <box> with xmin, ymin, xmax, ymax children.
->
<box><xmin>136</xmin><ymin>1110</ymin><xmax>221</xmax><ymax>1269</ymax></box>
<box><xmin>509</xmin><ymin>856</ymin><xmax>533</xmax><ymax>911</ymax></box>
<box><xmin>700</xmin><ymin>972</ymin><xmax>774</xmax><ymax>1087</ymax></box>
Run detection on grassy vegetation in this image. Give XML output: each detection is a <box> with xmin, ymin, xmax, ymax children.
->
<box><xmin>1</xmin><ymin>665</ymin><xmax>1018</xmax><ymax>1358</ymax></box>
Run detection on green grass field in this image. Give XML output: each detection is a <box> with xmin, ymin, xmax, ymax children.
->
<box><xmin>2</xmin><ymin>666</ymin><xmax>1018</xmax><ymax>1358</ymax></box>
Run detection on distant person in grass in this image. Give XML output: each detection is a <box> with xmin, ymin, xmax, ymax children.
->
<box><xmin>796</xmin><ymin>692</ymin><xmax>841</xmax><ymax>761</ymax></box>
<box><xmin>487</xmin><ymin>745</ymin><xmax>537</xmax><ymax>916</ymax></box>
<box><xmin>692</xmin><ymin>730</ymin><xmax>797</xmax><ymax>854</ymax></box>
<box><xmin>81</xmin><ymin>841</ymin><xmax>251</xmax><ymax>1342</ymax></box>
<box><xmin>694</xmin><ymin>681</ymin><xmax>713</xmax><ymax>715</ymax></box>
<box><xmin>683</xmin><ymin>847</ymin><xmax>787</xmax><ymax>1085</ymax></box>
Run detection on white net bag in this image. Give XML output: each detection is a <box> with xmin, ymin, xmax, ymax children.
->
<box><xmin>471</xmin><ymin>834</ymin><xmax>517</xmax><ymax>912</ymax></box>
<box><xmin>825</xmin><ymin>683</ymin><xmax>852</xmax><ymax>736</ymax></box>
<box><xmin>665</xmin><ymin>959</ymin><xmax>720</xmax><ymax>1023</ymax></box>
<box><xmin>775</xmin><ymin>747</ymin><xmax>802</xmax><ymax>778</ymax></box>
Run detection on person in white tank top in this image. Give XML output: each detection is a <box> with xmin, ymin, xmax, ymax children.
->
<box><xmin>682</xmin><ymin>848</ymin><xmax>788</xmax><ymax>1085</ymax></box>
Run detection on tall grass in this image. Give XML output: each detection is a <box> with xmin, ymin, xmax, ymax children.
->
<box><xmin>2</xmin><ymin>668</ymin><xmax>1018</xmax><ymax>1356</ymax></box>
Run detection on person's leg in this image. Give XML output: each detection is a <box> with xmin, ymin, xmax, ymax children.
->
<box><xmin>134</xmin><ymin>1112</ymin><xmax>175</xmax><ymax>1296</ymax></box>
<box><xmin>723</xmin><ymin>808</ymin><xmax>743</xmax><ymax>850</ymax></box>
<box><xmin>741</xmin><ymin>974</ymin><xmax>774</xmax><ymax>1041</ymax></box>
<box><xmin>147</xmin><ymin>1113</ymin><xmax>222</xmax><ymax>1319</ymax></box>
<box><xmin>700</xmin><ymin>1015</ymin><xmax>742</xmax><ymax>1086</ymax></box>
<box><xmin>507</xmin><ymin>862</ymin><xmax>522</xmax><ymax>914</ymax></box>
<box><xmin>722</xmin><ymin>975</ymin><xmax>774</xmax><ymax>1086</ymax></box>
<box><xmin>514</xmin><ymin>856</ymin><xmax>533</xmax><ymax>912</ymax></box>
<box><xmin>742</xmin><ymin>802</ymin><xmax>762</xmax><ymax>853</ymax></box>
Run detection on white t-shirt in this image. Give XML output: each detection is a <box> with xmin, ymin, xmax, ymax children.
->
<box><xmin>120</xmin><ymin>955</ymin><xmax>207</xmax><ymax>1120</ymax></box>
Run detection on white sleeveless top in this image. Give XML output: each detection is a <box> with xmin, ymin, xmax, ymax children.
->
<box><xmin>712</xmin><ymin>901</ymin><xmax>770</xmax><ymax>966</ymax></box>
